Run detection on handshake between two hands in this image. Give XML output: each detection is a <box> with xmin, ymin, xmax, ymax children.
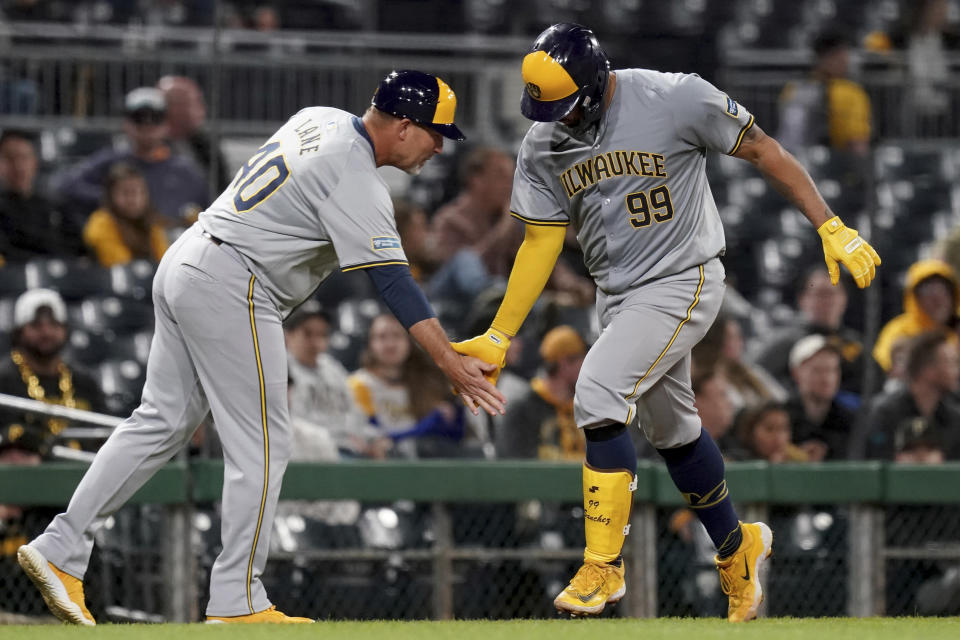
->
<box><xmin>451</xmin><ymin>327</ymin><xmax>511</xmax><ymax>385</ymax></box>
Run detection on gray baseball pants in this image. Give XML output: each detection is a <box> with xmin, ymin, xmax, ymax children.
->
<box><xmin>574</xmin><ymin>257</ymin><xmax>725</xmax><ymax>448</ymax></box>
<box><xmin>32</xmin><ymin>224</ymin><xmax>291</xmax><ymax>616</ymax></box>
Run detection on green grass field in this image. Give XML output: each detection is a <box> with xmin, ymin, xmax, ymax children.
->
<box><xmin>2</xmin><ymin>618</ymin><xmax>959</xmax><ymax>640</ymax></box>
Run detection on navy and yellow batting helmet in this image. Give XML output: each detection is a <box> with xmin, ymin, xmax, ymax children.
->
<box><xmin>521</xmin><ymin>23</ymin><xmax>609</xmax><ymax>125</ymax></box>
<box><xmin>372</xmin><ymin>70</ymin><xmax>466</xmax><ymax>141</ymax></box>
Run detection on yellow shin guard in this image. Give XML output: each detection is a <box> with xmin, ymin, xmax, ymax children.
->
<box><xmin>582</xmin><ymin>463</ymin><xmax>637</xmax><ymax>564</ymax></box>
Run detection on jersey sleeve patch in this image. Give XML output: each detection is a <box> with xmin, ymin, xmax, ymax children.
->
<box><xmin>725</xmin><ymin>96</ymin><xmax>739</xmax><ymax>118</ymax></box>
<box><xmin>371</xmin><ymin>236</ymin><xmax>402</xmax><ymax>250</ymax></box>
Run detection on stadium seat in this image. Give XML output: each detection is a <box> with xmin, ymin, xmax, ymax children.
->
<box><xmin>313</xmin><ymin>269</ymin><xmax>375</xmax><ymax>309</ymax></box>
<box><xmin>67</xmin><ymin>329</ymin><xmax>112</xmax><ymax>367</ymax></box>
<box><xmin>0</xmin><ymin>263</ymin><xmax>27</xmax><ymax>298</ymax></box>
<box><xmin>26</xmin><ymin>258</ymin><xmax>114</xmax><ymax>302</ymax></box>
<box><xmin>42</xmin><ymin>127</ymin><xmax>117</xmax><ymax>163</ymax></box>
<box><xmin>0</xmin><ymin>297</ymin><xmax>15</xmax><ymax>333</ymax></box>
<box><xmin>72</xmin><ymin>296</ymin><xmax>155</xmax><ymax>335</ymax></box>
<box><xmin>335</xmin><ymin>298</ymin><xmax>382</xmax><ymax>338</ymax></box>
<box><xmin>99</xmin><ymin>358</ymin><xmax>146</xmax><ymax>415</ymax></box>
<box><xmin>109</xmin><ymin>260</ymin><xmax>156</xmax><ymax>301</ymax></box>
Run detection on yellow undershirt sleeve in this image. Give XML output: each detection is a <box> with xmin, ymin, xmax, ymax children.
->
<box><xmin>490</xmin><ymin>222</ymin><xmax>566</xmax><ymax>337</ymax></box>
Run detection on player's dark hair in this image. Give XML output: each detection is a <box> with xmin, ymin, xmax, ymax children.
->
<box><xmin>734</xmin><ymin>401</ymin><xmax>790</xmax><ymax>457</ymax></box>
<box><xmin>101</xmin><ymin>162</ymin><xmax>161</xmax><ymax>261</ymax></box>
<box><xmin>905</xmin><ymin>330</ymin><xmax>951</xmax><ymax>381</ymax></box>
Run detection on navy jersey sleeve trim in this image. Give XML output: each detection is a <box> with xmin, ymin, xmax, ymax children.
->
<box><xmin>365</xmin><ymin>264</ymin><xmax>435</xmax><ymax>329</ymax></box>
<box><xmin>509</xmin><ymin>211</ymin><xmax>569</xmax><ymax>227</ymax></box>
<box><xmin>341</xmin><ymin>259</ymin><xmax>410</xmax><ymax>272</ymax></box>
<box><xmin>727</xmin><ymin>114</ymin><xmax>755</xmax><ymax>156</ymax></box>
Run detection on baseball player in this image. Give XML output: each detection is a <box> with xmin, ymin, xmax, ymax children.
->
<box><xmin>17</xmin><ymin>69</ymin><xmax>505</xmax><ymax>625</ymax></box>
<box><xmin>454</xmin><ymin>24</ymin><xmax>880</xmax><ymax>622</ymax></box>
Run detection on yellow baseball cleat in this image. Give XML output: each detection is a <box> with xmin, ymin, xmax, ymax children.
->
<box><xmin>715</xmin><ymin>521</ymin><xmax>774</xmax><ymax>622</ymax></box>
<box><xmin>553</xmin><ymin>560</ymin><xmax>625</xmax><ymax>616</ymax></box>
<box><xmin>17</xmin><ymin>545</ymin><xmax>95</xmax><ymax>626</ymax></box>
<box><xmin>206</xmin><ymin>605</ymin><xmax>314</xmax><ymax>624</ymax></box>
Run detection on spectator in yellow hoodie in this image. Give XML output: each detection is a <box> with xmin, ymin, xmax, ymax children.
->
<box><xmin>873</xmin><ymin>259</ymin><xmax>959</xmax><ymax>371</ymax></box>
<box><xmin>82</xmin><ymin>163</ymin><xmax>168</xmax><ymax>267</ymax></box>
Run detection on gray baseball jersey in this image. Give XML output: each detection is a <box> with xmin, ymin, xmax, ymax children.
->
<box><xmin>510</xmin><ymin>69</ymin><xmax>752</xmax><ymax>436</ymax></box>
<box><xmin>30</xmin><ymin>108</ymin><xmax>410</xmax><ymax>618</ymax></box>
<box><xmin>510</xmin><ymin>69</ymin><xmax>753</xmax><ymax>294</ymax></box>
<box><xmin>200</xmin><ymin>107</ymin><xmax>407</xmax><ymax>316</ymax></box>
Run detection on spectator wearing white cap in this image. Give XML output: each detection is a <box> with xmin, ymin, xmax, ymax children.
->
<box><xmin>0</xmin><ymin>289</ymin><xmax>105</xmax><ymax>459</ymax></box>
<box><xmin>784</xmin><ymin>334</ymin><xmax>856</xmax><ymax>460</ymax></box>
<box><xmin>52</xmin><ymin>87</ymin><xmax>209</xmax><ymax>226</ymax></box>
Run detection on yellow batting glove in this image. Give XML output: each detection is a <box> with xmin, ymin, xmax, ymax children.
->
<box><xmin>817</xmin><ymin>216</ymin><xmax>882</xmax><ymax>289</ymax></box>
<box><xmin>451</xmin><ymin>328</ymin><xmax>511</xmax><ymax>385</ymax></box>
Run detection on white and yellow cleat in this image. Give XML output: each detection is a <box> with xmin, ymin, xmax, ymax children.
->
<box><xmin>715</xmin><ymin>521</ymin><xmax>774</xmax><ymax>622</ymax></box>
<box><xmin>17</xmin><ymin>545</ymin><xmax>95</xmax><ymax>626</ymax></box>
<box><xmin>553</xmin><ymin>560</ymin><xmax>626</xmax><ymax>616</ymax></box>
<box><xmin>206</xmin><ymin>605</ymin><xmax>314</xmax><ymax>624</ymax></box>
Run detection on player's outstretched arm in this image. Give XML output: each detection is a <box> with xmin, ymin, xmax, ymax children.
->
<box><xmin>363</xmin><ymin>263</ymin><xmax>505</xmax><ymax>416</ymax></box>
<box><xmin>732</xmin><ymin>123</ymin><xmax>881</xmax><ymax>288</ymax></box>
<box><xmin>451</xmin><ymin>222</ymin><xmax>566</xmax><ymax>383</ymax></box>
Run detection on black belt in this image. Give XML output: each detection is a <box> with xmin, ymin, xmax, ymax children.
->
<box><xmin>202</xmin><ymin>231</ymin><xmax>224</xmax><ymax>246</ymax></box>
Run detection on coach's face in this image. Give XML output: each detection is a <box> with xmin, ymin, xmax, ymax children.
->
<box><xmin>396</xmin><ymin>120</ymin><xmax>443</xmax><ymax>175</ymax></box>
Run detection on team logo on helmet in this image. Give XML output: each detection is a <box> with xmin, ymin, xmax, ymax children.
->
<box><xmin>526</xmin><ymin>82</ymin><xmax>542</xmax><ymax>99</ymax></box>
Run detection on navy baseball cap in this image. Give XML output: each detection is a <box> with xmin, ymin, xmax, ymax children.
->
<box><xmin>372</xmin><ymin>70</ymin><xmax>466</xmax><ymax>141</ymax></box>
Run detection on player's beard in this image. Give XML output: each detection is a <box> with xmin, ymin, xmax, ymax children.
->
<box><xmin>403</xmin><ymin>161</ymin><xmax>426</xmax><ymax>176</ymax></box>
<box><xmin>18</xmin><ymin>339</ymin><xmax>66</xmax><ymax>367</ymax></box>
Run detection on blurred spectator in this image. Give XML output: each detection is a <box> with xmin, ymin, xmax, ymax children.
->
<box><xmin>750</xmin><ymin>267</ymin><xmax>864</xmax><ymax>394</ymax></box>
<box><xmin>53</xmin><ymin>87</ymin><xmax>208</xmax><ymax>225</ymax></box>
<box><xmin>277</xmin><ymin>301</ymin><xmax>365</xmax><ymax>533</ymax></box>
<box><xmin>157</xmin><ymin>75</ymin><xmax>230</xmax><ymax>192</ymax></box>
<box><xmin>348</xmin><ymin>314</ymin><xmax>472</xmax><ymax>458</ymax></box>
<box><xmin>882</xmin><ymin>335</ymin><xmax>913</xmax><ymax>394</ymax></box>
<box><xmin>251</xmin><ymin>4</ymin><xmax>280</xmax><ymax>31</ymax></box>
<box><xmin>547</xmin><ymin>227</ymin><xmax>596</xmax><ymax>308</ymax></box>
<box><xmin>0</xmin><ymin>289</ymin><xmax>106</xmax><ymax>458</ymax></box>
<box><xmin>692</xmin><ymin>367</ymin><xmax>746</xmax><ymax>460</ymax></box>
<box><xmin>496</xmin><ymin>325</ymin><xmax>585</xmax><ymax>460</ymax></box>
<box><xmin>734</xmin><ymin>402</ymin><xmax>808</xmax><ymax>463</ymax></box>
<box><xmin>785</xmin><ymin>334</ymin><xmax>856</xmax><ymax>461</ymax></box>
<box><xmin>933</xmin><ymin>225</ymin><xmax>960</xmax><ymax>285</ymax></box>
<box><xmin>0</xmin><ymin>129</ymin><xmax>84</xmax><ymax>263</ymax></box>
<box><xmin>854</xmin><ymin>330</ymin><xmax>960</xmax><ymax>461</ymax></box>
<box><xmin>694</xmin><ymin>313</ymin><xmax>787</xmax><ymax>415</ymax></box>
<box><xmin>284</xmin><ymin>301</ymin><xmax>382</xmax><ymax>460</ymax></box>
<box><xmin>429</xmin><ymin>147</ymin><xmax>521</xmax><ymax>303</ymax></box>
<box><xmin>0</xmin><ymin>0</ymin><xmax>65</xmax><ymax>21</ymax></box>
<box><xmin>393</xmin><ymin>197</ymin><xmax>441</xmax><ymax>283</ymax></box>
<box><xmin>82</xmin><ymin>163</ymin><xmax>168</xmax><ymax>267</ymax></box>
<box><xmin>133</xmin><ymin>0</ymin><xmax>215</xmax><ymax>28</ymax></box>
<box><xmin>778</xmin><ymin>29</ymin><xmax>872</xmax><ymax>155</ymax></box>
<box><xmin>873</xmin><ymin>259</ymin><xmax>959</xmax><ymax>372</ymax></box>
<box><xmin>901</xmin><ymin>0</ymin><xmax>958</xmax><ymax>135</ymax></box>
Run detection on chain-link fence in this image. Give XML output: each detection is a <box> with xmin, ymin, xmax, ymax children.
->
<box><xmin>4</xmin><ymin>462</ymin><xmax>960</xmax><ymax>623</ymax></box>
